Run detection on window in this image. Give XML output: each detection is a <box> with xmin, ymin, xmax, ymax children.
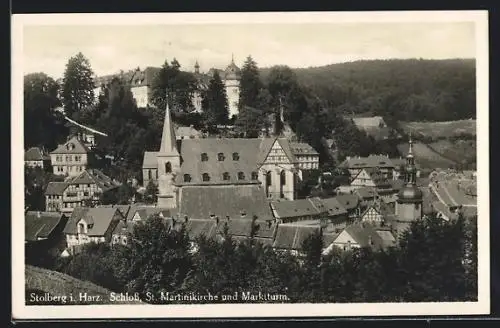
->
<box><xmin>122</xmin><ymin>236</ymin><xmax>128</xmax><ymax>245</ymax></box>
<box><xmin>217</xmin><ymin>153</ymin><xmax>225</xmax><ymax>161</ymax></box>
<box><xmin>280</xmin><ymin>171</ymin><xmax>286</xmax><ymax>185</ymax></box>
<box><xmin>165</xmin><ymin>162</ymin><xmax>172</xmax><ymax>173</ymax></box>
<box><xmin>87</xmin><ymin>184</ymin><xmax>91</xmax><ymax>188</ymax></box>
<box><xmin>223</xmin><ymin>172</ymin><xmax>230</xmax><ymax>181</ymax></box>
<box><xmin>238</xmin><ymin>172</ymin><xmax>245</xmax><ymax>180</ymax></box>
<box><xmin>78</xmin><ymin>223</ymin><xmax>85</xmax><ymax>233</ymax></box>
<box><xmin>112</xmin><ymin>235</ymin><xmax>119</xmax><ymax>244</ymax></box>
<box><xmin>232</xmin><ymin>152</ymin><xmax>239</xmax><ymax>161</ymax></box>
<box><xmin>266</xmin><ymin>171</ymin><xmax>272</xmax><ymax>186</ymax></box>
<box><xmin>251</xmin><ymin>172</ymin><xmax>258</xmax><ymax>180</ymax></box>
<box><xmin>202</xmin><ymin>173</ymin><xmax>210</xmax><ymax>182</ymax></box>
<box><xmin>201</xmin><ymin>153</ymin><xmax>208</xmax><ymax>161</ymax></box>
<box><xmin>83</xmin><ymin>191</ymin><xmax>89</xmax><ymax>196</ymax></box>
<box><xmin>148</xmin><ymin>170</ymin><xmax>152</xmax><ymax>180</ymax></box>
<box><xmin>88</xmin><ymin>224</ymin><xmax>94</xmax><ymax>229</ymax></box>
<box><xmin>184</xmin><ymin>174</ymin><xmax>191</xmax><ymax>183</ymax></box>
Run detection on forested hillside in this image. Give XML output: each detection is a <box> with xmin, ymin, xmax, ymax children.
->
<box><xmin>261</xmin><ymin>59</ymin><xmax>476</xmax><ymax>124</ymax></box>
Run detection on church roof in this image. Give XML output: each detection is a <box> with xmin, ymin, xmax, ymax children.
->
<box><xmin>172</xmin><ymin>137</ymin><xmax>296</xmax><ymax>185</ymax></box>
<box><xmin>143</xmin><ymin>151</ymin><xmax>158</xmax><ymax>168</ymax></box>
<box><xmin>159</xmin><ymin>104</ymin><xmax>179</xmax><ymax>155</ymax></box>
<box><xmin>178</xmin><ymin>185</ymin><xmax>274</xmax><ymax>221</ymax></box>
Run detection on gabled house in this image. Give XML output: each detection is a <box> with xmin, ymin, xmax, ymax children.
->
<box><xmin>331</xmin><ymin>223</ymin><xmax>396</xmax><ymax>251</ymax></box>
<box><xmin>46</xmin><ymin>169</ymin><xmax>121</xmax><ymax>214</ymax></box>
<box><xmin>25</xmin><ymin>147</ymin><xmax>51</xmax><ymax>169</ymax></box>
<box><xmin>25</xmin><ymin>211</ymin><xmax>68</xmax><ymax>265</ymax></box>
<box><xmin>270</xmin><ymin>197</ymin><xmax>327</xmax><ymax>224</ymax></box>
<box><xmin>320</xmin><ymin>197</ymin><xmax>349</xmax><ymax>231</ymax></box>
<box><xmin>335</xmin><ymin>193</ymin><xmax>361</xmax><ymax>219</ymax></box>
<box><xmin>359</xmin><ymin>200</ymin><xmax>393</xmax><ymax>225</ymax></box>
<box><xmin>272</xmin><ymin>222</ymin><xmax>321</xmax><ymax>256</ymax></box>
<box><xmin>50</xmin><ymin>136</ymin><xmax>94</xmax><ymax>177</ymax></box>
<box><xmin>63</xmin><ymin>207</ymin><xmax>123</xmax><ymax>255</ymax></box>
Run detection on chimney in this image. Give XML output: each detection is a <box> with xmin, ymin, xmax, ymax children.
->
<box><xmin>184</xmin><ymin>215</ymin><xmax>189</xmax><ymax>223</ymax></box>
<box><xmin>37</xmin><ymin>211</ymin><xmax>41</xmax><ymax>218</ymax></box>
<box><xmin>215</xmin><ymin>216</ymin><xmax>219</xmax><ymax>225</ymax></box>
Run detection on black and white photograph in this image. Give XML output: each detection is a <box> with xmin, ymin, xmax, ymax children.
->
<box><xmin>12</xmin><ymin>11</ymin><xmax>489</xmax><ymax>319</ymax></box>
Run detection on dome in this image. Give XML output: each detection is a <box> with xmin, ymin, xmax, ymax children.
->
<box><xmin>397</xmin><ymin>185</ymin><xmax>423</xmax><ymax>203</ymax></box>
<box><xmin>224</xmin><ymin>60</ymin><xmax>241</xmax><ymax>80</ymax></box>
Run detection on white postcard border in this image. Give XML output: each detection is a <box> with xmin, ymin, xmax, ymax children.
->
<box><xmin>12</xmin><ymin>10</ymin><xmax>490</xmax><ymax>319</ymax></box>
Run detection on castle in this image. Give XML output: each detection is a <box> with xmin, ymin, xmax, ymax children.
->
<box><xmin>93</xmin><ymin>57</ymin><xmax>241</xmax><ymax>118</ymax></box>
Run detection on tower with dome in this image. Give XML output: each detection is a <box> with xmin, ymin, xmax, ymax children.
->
<box><xmin>191</xmin><ymin>56</ymin><xmax>241</xmax><ymax>118</ymax></box>
<box><xmin>223</xmin><ymin>55</ymin><xmax>241</xmax><ymax>118</ymax></box>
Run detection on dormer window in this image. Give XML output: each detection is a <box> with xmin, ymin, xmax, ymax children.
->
<box><xmin>217</xmin><ymin>153</ymin><xmax>225</xmax><ymax>161</ymax></box>
<box><xmin>66</xmin><ymin>143</ymin><xmax>75</xmax><ymax>151</ymax></box>
<box><xmin>88</xmin><ymin>224</ymin><xmax>94</xmax><ymax>229</ymax></box>
<box><xmin>202</xmin><ymin>173</ymin><xmax>210</xmax><ymax>182</ymax></box>
<box><xmin>78</xmin><ymin>222</ymin><xmax>85</xmax><ymax>234</ymax></box>
<box><xmin>251</xmin><ymin>172</ymin><xmax>258</xmax><ymax>180</ymax></box>
<box><xmin>201</xmin><ymin>153</ymin><xmax>208</xmax><ymax>161</ymax></box>
<box><xmin>238</xmin><ymin>172</ymin><xmax>245</xmax><ymax>180</ymax></box>
<box><xmin>223</xmin><ymin>172</ymin><xmax>230</xmax><ymax>181</ymax></box>
<box><xmin>184</xmin><ymin>174</ymin><xmax>191</xmax><ymax>182</ymax></box>
<box><xmin>232</xmin><ymin>152</ymin><xmax>240</xmax><ymax>161</ymax></box>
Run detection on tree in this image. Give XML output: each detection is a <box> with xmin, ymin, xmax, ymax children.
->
<box><xmin>144</xmin><ymin>180</ymin><xmax>158</xmax><ymax>204</ymax></box>
<box><xmin>239</xmin><ymin>56</ymin><xmax>262</xmax><ymax>109</ymax></box>
<box><xmin>24</xmin><ymin>73</ymin><xmax>67</xmax><ymax>150</ymax></box>
<box><xmin>202</xmin><ymin>71</ymin><xmax>229</xmax><ymax>126</ymax></box>
<box><xmin>61</xmin><ymin>52</ymin><xmax>95</xmax><ymax>119</ymax></box>
<box><xmin>151</xmin><ymin>58</ymin><xmax>197</xmax><ymax>113</ymax></box>
<box><xmin>125</xmin><ymin>215</ymin><xmax>193</xmax><ymax>302</ymax></box>
<box><xmin>25</xmin><ymin>166</ymin><xmax>65</xmax><ymax>211</ymax></box>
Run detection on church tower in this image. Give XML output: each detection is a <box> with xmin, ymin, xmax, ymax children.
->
<box><xmin>156</xmin><ymin>96</ymin><xmax>180</xmax><ymax>209</ymax></box>
<box><xmin>224</xmin><ymin>54</ymin><xmax>241</xmax><ymax>119</ymax></box>
<box><xmin>395</xmin><ymin>134</ymin><xmax>423</xmax><ymax>221</ymax></box>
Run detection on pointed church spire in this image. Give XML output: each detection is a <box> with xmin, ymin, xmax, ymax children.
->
<box><xmin>408</xmin><ymin>132</ymin><xmax>413</xmax><ymax>156</ymax></box>
<box><xmin>160</xmin><ymin>92</ymin><xmax>178</xmax><ymax>154</ymax></box>
<box><xmin>405</xmin><ymin>132</ymin><xmax>417</xmax><ymax>185</ymax></box>
<box><xmin>231</xmin><ymin>53</ymin><xmax>234</xmax><ymax>64</ymax></box>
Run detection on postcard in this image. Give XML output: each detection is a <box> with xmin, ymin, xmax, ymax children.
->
<box><xmin>12</xmin><ymin>10</ymin><xmax>489</xmax><ymax>320</ymax></box>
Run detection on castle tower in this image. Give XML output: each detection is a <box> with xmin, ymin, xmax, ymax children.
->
<box><xmin>194</xmin><ymin>60</ymin><xmax>200</xmax><ymax>75</ymax></box>
<box><xmin>224</xmin><ymin>54</ymin><xmax>241</xmax><ymax>119</ymax></box>
<box><xmin>157</xmin><ymin>95</ymin><xmax>180</xmax><ymax>209</ymax></box>
<box><xmin>395</xmin><ymin>134</ymin><xmax>423</xmax><ymax>221</ymax></box>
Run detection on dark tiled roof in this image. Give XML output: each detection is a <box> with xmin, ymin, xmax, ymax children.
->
<box><xmin>335</xmin><ymin>194</ymin><xmax>360</xmax><ymax>211</ymax></box>
<box><xmin>290</xmin><ymin>142</ymin><xmax>319</xmax><ymax>156</ymax></box>
<box><xmin>178</xmin><ymin>185</ymin><xmax>274</xmax><ymax>221</ymax></box>
<box><xmin>25</xmin><ymin>211</ymin><xmax>66</xmax><ymax>241</ymax></box>
<box><xmin>63</xmin><ymin>207</ymin><xmax>121</xmax><ymax>236</ymax></box>
<box><xmin>321</xmin><ymin>197</ymin><xmax>347</xmax><ymax>216</ymax></box>
<box><xmin>185</xmin><ymin>218</ymin><xmax>218</xmax><ymax>240</ymax></box>
<box><xmin>218</xmin><ymin>218</ymin><xmax>253</xmax><ymax>237</ymax></box>
<box><xmin>253</xmin><ymin>220</ymin><xmax>278</xmax><ymax>239</ymax></box>
<box><xmin>112</xmin><ymin>220</ymin><xmax>135</xmax><ymax>235</ymax></box>
<box><xmin>70</xmin><ymin>169</ymin><xmax>120</xmax><ymax>192</ymax></box>
<box><xmin>272</xmin><ymin>224</ymin><xmax>320</xmax><ymax>250</ymax></box>
<box><xmin>143</xmin><ymin>152</ymin><xmax>158</xmax><ymax>168</ymax></box>
<box><xmin>174</xmin><ymin>137</ymin><xmax>295</xmax><ymax>185</ymax></box>
<box><xmin>355</xmin><ymin>187</ymin><xmax>377</xmax><ymax>200</ymax></box>
<box><xmin>340</xmin><ymin>155</ymin><xmax>395</xmax><ymax>169</ymax></box>
<box><xmin>50</xmin><ymin>136</ymin><xmax>90</xmax><ymax>154</ymax></box>
<box><xmin>270</xmin><ymin>198</ymin><xmax>326</xmax><ymax>219</ymax></box>
<box><xmin>343</xmin><ymin>223</ymin><xmax>387</xmax><ymax>250</ymax></box>
<box><xmin>25</xmin><ymin>147</ymin><xmax>44</xmax><ymax>161</ymax></box>
<box><xmin>45</xmin><ymin>182</ymin><xmax>69</xmax><ymax>195</ymax></box>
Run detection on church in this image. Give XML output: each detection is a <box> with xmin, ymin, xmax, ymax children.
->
<box><xmin>142</xmin><ymin>101</ymin><xmax>320</xmax><ymax>217</ymax></box>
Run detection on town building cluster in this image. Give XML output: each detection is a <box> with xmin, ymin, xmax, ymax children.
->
<box><xmin>25</xmin><ymin>92</ymin><xmax>477</xmax><ymax>260</ymax></box>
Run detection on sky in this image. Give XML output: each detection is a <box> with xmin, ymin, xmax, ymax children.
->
<box><xmin>22</xmin><ymin>19</ymin><xmax>476</xmax><ymax>79</ymax></box>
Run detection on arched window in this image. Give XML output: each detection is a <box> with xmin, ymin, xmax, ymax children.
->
<box><xmin>251</xmin><ymin>172</ymin><xmax>258</xmax><ymax>180</ymax></box>
<box><xmin>184</xmin><ymin>174</ymin><xmax>191</xmax><ymax>183</ymax></box>
<box><xmin>222</xmin><ymin>172</ymin><xmax>230</xmax><ymax>181</ymax></box>
<box><xmin>202</xmin><ymin>173</ymin><xmax>210</xmax><ymax>182</ymax></box>
<box><xmin>148</xmin><ymin>170</ymin><xmax>152</xmax><ymax>180</ymax></box>
<box><xmin>266</xmin><ymin>171</ymin><xmax>272</xmax><ymax>186</ymax></box>
<box><xmin>165</xmin><ymin>162</ymin><xmax>172</xmax><ymax>173</ymax></box>
<box><xmin>280</xmin><ymin>170</ymin><xmax>286</xmax><ymax>186</ymax></box>
<box><xmin>232</xmin><ymin>152</ymin><xmax>240</xmax><ymax>161</ymax></box>
<box><xmin>218</xmin><ymin>153</ymin><xmax>225</xmax><ymax>161</ymax></box>
<box><xmin>201</xmin><ymin>153</ymin><xmax>208</xmax><ymax>161</ymax></box>
<box><xmin>238</xmin><ymin>172</ymin><xmax>245</xmax><ymax>180</ymax></box>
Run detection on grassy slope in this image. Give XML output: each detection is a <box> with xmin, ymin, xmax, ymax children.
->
<box><xmin>25</xmin><ymin>265</ymin><xmax>142</xmax><ymax>305</ymax></box>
